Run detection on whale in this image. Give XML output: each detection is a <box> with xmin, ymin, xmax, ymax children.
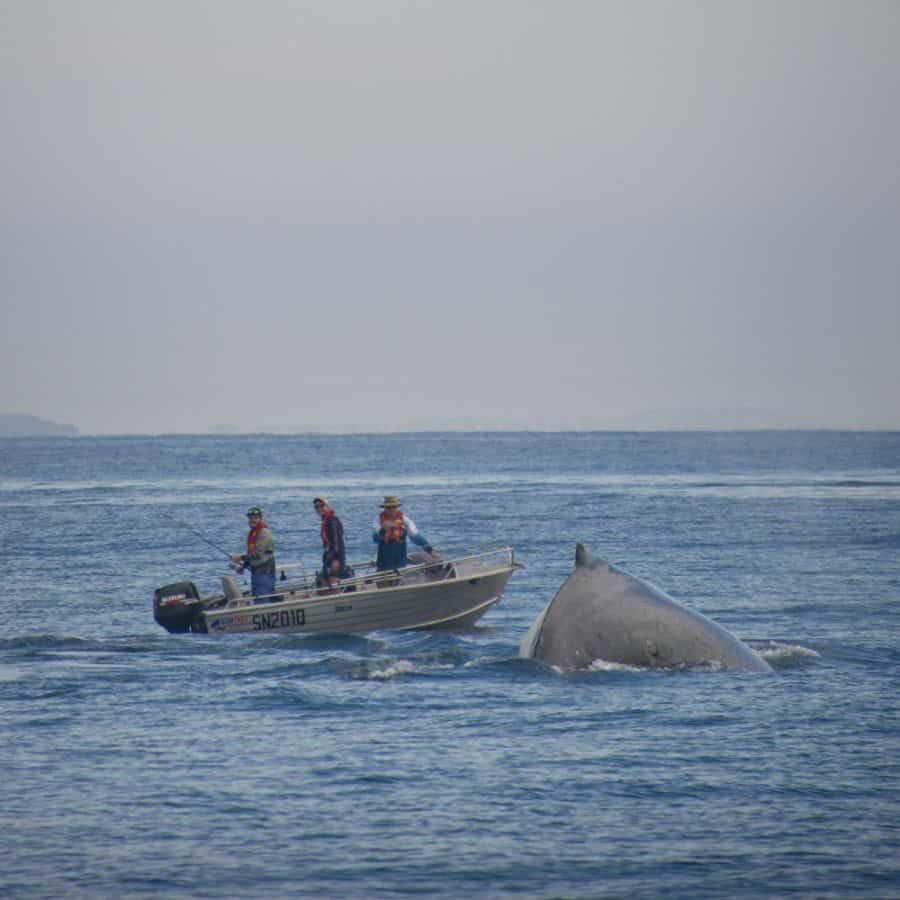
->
<box><xmin>520</xmin><ymin>544</ymin><xmax>772</xmax><ymax>672</ymax></box>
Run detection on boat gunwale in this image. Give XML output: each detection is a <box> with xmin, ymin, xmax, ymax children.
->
<box><xmin>200</xmin><ymin>547</ymin><xmax>518</xmax><ymax>617</ymax></box>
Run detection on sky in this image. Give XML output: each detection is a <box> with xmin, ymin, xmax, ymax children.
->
<box><xmin>2</xmin><ymin>0</ymin><xmax>899</xmax><ymax>434</ymax></box>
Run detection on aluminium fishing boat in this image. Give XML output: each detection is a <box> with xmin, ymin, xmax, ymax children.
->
<box><xmin>153</xmin><ymin>547</ymin><xmax>520</xmax><ymax>636</ymax></box>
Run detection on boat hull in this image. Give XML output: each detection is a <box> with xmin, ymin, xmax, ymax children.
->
<box><xmin>204</xmin><ymin>567</ymin><xmax>513</xmax><ymax>635</ymax></box>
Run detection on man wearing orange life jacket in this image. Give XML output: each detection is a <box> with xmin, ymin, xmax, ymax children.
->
<box><xmin>313</xmin><ymin>495</ymin><xmax>350</xmax><ymax>583</ymax></box>
<box><xmin>230</xmin><ymin>506</ymin><xmax>276</xmax><ymax>602</ymax></box>
<box><xmin>372</xmin><ymin>495</ymin><xmax>433</xmax><ymax>571</ymax></box>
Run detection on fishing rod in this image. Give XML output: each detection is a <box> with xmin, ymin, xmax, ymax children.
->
<box><xmin>171</xmin><ymin>518</ymin><xmax>241</xmax><ymax>567</ymax></box>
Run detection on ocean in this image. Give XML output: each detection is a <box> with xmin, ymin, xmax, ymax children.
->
<box><xmin>1</xmin><ymin>431</ymin><xmax>898</xmax><ymax>898</ymax></box>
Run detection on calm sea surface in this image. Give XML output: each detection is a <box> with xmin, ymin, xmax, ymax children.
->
<box><xmin>1</xmin><ymin>431</ymin><xmax>898</xmax><ymax>899</ymax></box>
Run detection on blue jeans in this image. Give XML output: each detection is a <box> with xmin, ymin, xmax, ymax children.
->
<box><xmin>251</xmin><ymin>572</ymin><xmax>276</xmax><ymax>603</ymax></box>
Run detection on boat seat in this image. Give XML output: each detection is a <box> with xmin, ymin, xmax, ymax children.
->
<box><xmin>221</xmin><ymin>575</ymin><xmax>245</xmax><ymax>604</ymax></box>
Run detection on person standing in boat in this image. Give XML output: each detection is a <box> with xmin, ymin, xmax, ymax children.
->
<box><xmin>230</xmin><ymin>506</ymin><xmax>276</xmax><ymax>602</ymax></box>
<box><xmin>373</xmin><ymin>495</ymin><xmax>433</xmax><ymax>571</ymax></box>
<box><xmin>313</xmin><ymin>495</ymin><xmax>350</xmax><ymax>583</ymax></box>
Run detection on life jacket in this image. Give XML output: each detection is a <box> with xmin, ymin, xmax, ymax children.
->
<box><xmin>247</xmin><ymin>519</ymin><xmax>269</xmax><ymax>556</ymax></box>
<box><xmin>379</xmin><ymin>510</ymin><xmax>406</xmax><ymax>544</ymax></box>
<box><xmin>320</xmin><ymin>508</ymin><xmax>335</xmax><ymax>546</ymax></box>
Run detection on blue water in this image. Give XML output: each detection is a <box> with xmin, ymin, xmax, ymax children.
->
<box><xmin>2</xmin><ymin>431</ymin><xmax>899</xmax><ymax>898</ymax></box>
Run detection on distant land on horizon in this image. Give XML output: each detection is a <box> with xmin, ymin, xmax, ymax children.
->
<box><xmin>0</xmin><ymin>414</ymin><xmax>79</xmax><ymax>437</ymax></box>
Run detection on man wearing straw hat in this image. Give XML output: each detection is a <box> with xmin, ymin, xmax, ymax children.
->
<box><xmin>372</xmin><ymin>496</ymin><xmax>434</xmax><ymax>571</ymax></box>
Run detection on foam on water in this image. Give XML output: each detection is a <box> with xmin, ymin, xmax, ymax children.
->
<box><xmin>753</xmin><ymin>640</ymin><xmax>822</xmax><ymax>665</ymax></box>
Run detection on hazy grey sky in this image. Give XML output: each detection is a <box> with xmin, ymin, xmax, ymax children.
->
<box><xmin>3</xmin><ymin>0</ymin><xmax>899</xmax><ymax>433</ymax></box>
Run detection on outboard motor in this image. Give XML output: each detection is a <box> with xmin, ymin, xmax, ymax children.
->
<box><xmin>153</xmin><ymin>581</ymin><xmax>207</xmax><ymax>634</ymax></box>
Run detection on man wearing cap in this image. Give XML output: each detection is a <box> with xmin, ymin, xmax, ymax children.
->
<box><xmin>230</xmin><ymin>507</ymin><xmax>276</xmax><ymax>602</ymax></box>
<box><xmin>313</xmin><ymin>496</ymin><xmax>349</xmax><ymax>583</ymax></box>
<box><xmin>372</xmin><ymin>496</ymin><xmax>433</xmax><ymax>571</ymax></box>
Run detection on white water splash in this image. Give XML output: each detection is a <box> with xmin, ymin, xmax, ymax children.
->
<box><xmin>754</xmin><ymin>641</ymin><xmax>820</xmax><ymax>664</ymax></box>
<box><xmin>585</xmin><ymin>658</ymin><xmax>644</xmax><ymax>673</ymax></box>
<box><xmin>365</xmin><ymin>660</ymin><xmax>417</xmax><ymax>680</ymax></box>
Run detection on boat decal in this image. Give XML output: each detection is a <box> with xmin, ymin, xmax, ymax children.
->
<box><xmin>335</xmin><ymin>604</ymin><xmax>353</xmax><ymax>613</ymax></box>
<box><xmin>209</xmin><ymin>614</ymin><xmax>250</xmax><ymax>630</ymax></box>
<box><xmin>252</xmin><ymin>608</ymin><xmax>306</xmax><ymax>631</ymax></box>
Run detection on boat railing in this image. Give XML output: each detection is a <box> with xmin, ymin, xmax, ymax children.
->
<box><xmin>236</xmin><ymin>547</ymin><xmax>517</xmax><ymax>606</ymax></box>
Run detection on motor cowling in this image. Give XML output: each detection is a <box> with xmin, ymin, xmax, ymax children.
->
<box><xmin>153</xmin><ymin>581</ymin><xmax>207</xmax><ymax>633</ymax></box>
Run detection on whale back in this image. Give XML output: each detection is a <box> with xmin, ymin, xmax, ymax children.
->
<box><xmin>521</xmin><ymin>544</ymin><xmax>771</xmax><ymax>672</ymax></box>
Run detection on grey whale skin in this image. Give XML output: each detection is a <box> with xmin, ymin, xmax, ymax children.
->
<box><xmin>520</xmin><ymin>544</ymin><xmax>772</xmax><ymax>672</ymax></box>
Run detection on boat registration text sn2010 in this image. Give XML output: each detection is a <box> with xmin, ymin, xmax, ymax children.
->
<box><xmin>209</xmin><ymin>608</ymin><xmax>307</xmax><ymax>632</ymax></box>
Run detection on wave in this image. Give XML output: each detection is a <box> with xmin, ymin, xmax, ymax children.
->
<box><xmin>750</xmin><ymin>640</ymin><xmax>820</xmax><ymax>666</ymax></box>
<box><xmin>0</xmin><ymin>634</ymin><xmax>142</xmax><ymax>654</ymax></box>
<box><xmin>852</xmin><ymin>532</ymin><xmax>900</xmax><ymax>548</ymax></box>
<box><xmin>0</xmin><ymin>633</ymin><xmax>223</xmax><ymax>658</ymax></box>
<box><xmin>4</xmin><ymin>471</ymin><xmax>899</xmax><ymax>502</ymax></box>
<box><xmin>583</xmin><ymin>658</ymin><xmax>643</xmax><ymax>673</ymax></box>
<box><xmin>342</xmin><ymin>659</ymin><xmax>419</xmax><ymax>680</ymax></box>
<box><xmin>538</xmin><ymin>641</ymin><xmax>819</xmax><ymax>674</ymax></box>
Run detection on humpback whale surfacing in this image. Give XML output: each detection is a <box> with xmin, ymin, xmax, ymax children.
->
<box><xmin>521</xmin><ymin>544</ymin><xmax>772</xmax><ymax>672</ymax></box>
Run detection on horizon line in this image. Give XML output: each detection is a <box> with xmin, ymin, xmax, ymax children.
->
<box><xmin>4</xmin><ymin>425</ymin><xmax>900</xmax><ymax>439</ymax></box>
